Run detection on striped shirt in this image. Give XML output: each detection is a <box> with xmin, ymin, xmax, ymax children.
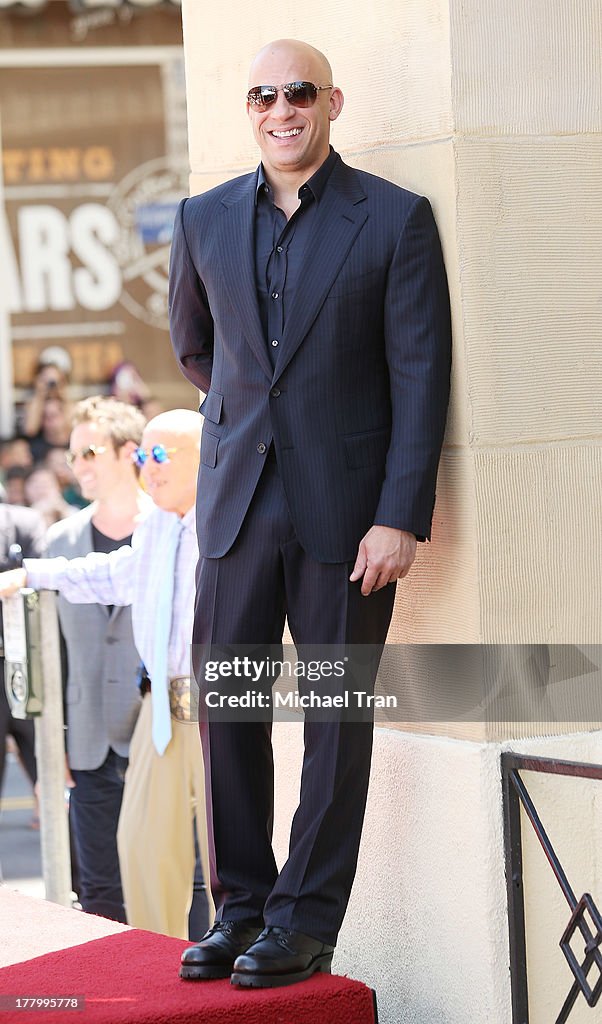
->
<box><xmin>25</xmin><ymin>505</ymin><xmax>196</xmax><ymax>682</ymax></box>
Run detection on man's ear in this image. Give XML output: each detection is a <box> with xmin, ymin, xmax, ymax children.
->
<box><xmin>120</xmin><ymin>439</ymin><xmax>138</xmax><ymax>464</ymax></box>
<box><xmin>329</xmin><ymin>87</ymin><xmax>344</xmax><ymax>121</ymax></box>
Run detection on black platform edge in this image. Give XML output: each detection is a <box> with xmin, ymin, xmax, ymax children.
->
<box><xmin>371</xmin><ymin>988</ymin><xmax>379</xmax><ymax>1023</ymax></box>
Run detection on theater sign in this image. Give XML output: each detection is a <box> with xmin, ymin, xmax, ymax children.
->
<box><xmin>0</xmin><ymin>9</ymin><xmax>188</xmax><ymax>409</ymax></box>
<box><xmin>4</xmin><ymin>146</ymin><xmax>187</xmax><ymax>329</ymax></box>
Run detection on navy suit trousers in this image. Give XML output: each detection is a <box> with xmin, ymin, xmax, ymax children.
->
<box><xmin>194</xmin><ymin>450</ymin><xmax>396</xmax><ymax>944</ymax></box>
<box><xmin>70</xmin><ymin>748</ymin><xmax>128</xmax><ymax>923</ymax></box>
<box><xmin>0</xmin><ymin>678</ymin><xmax>36</xmax><ymax>794</ymax></box>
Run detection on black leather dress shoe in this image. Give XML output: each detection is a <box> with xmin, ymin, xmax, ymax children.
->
<box><xmin>180</xmin><ymin>920</ymin><xmax>264</xmax><ymax>980</ymax></box>
<box><xmin>230</xmin><ymin>925</ymin><xmax>335</xmax><ymax>988</ymax></box>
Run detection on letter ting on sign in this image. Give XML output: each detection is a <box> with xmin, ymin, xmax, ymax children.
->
<box><xmin>2</xmin><ymin>147</ymin><xmax>115</xmax><ymax>186</ymax></box>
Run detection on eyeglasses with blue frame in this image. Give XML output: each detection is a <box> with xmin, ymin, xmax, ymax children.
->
<box><xmin>132</xmin><ymin>444</ymin><xmax>178</xmax><ymax>468</ymax></box>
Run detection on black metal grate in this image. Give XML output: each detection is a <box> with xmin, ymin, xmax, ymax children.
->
<box><xmin>502</xmin><ymin>754</ymin><xmax>602</xmax><ymax>1024</ymax></box>
<box><xmin>560</xmin><ymin>894</ymin><xmax>602</xmax><ymax>1007</ymax></box>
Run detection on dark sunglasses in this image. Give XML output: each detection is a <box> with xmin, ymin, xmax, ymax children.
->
<box><xmin>247</xmin><ymin>81</ymin><xmax>333</xmax><ymax>112</ymax></box>
<box><xmin>132</xmin><ymin>444</ymin><xmax>178</xmax><ymax>468</ymax></box>
<box><xmin>65</xmin><ymin>444</ymin><xmax>107</xmax><ymax>467</ymax></box>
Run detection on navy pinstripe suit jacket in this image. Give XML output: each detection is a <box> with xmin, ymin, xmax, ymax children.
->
<box><xmin>169</xmin><ymin>151</ymin><xmax>451</xmax><ymax>563</ymax></box>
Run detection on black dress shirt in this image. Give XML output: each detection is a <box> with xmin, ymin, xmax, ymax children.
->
<box><xmin>254</xmin><ymin>147</ymin><xmax>338</xmax><ymax>367</ymax></box>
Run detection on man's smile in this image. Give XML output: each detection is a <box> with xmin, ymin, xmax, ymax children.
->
<box><xmin>269</xmin><ymin>127</ymin><xmax>303</xmax><ymax>139</ymax></box>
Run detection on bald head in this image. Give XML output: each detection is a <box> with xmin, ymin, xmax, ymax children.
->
<box><xmin>144</xmin><ymin>408</ymin><xmax>202</xmax><ymax>445</ymax></box>
<box><xmin>249</xmin><ymin>39</ymin><xmax>333</xmax><ymax>87</ymax></box>
<box><xmin>247</xmin><ymin>39</ymin><xmax>343</xmax><ymax>186</ymax></box>
<box><xmin>141</xmin><ymin>409</ymin><xmax>201</xmax><ymax>517</ymax></box>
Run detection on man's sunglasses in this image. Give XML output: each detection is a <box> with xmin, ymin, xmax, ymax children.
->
<box><xmin>247</xmin><ymin>81</ymin><xmax>333</xmax><ymax>112</ymax></box>
<box><xmin>132</xmin><ymin>444</ymin><xmax>178</xmax><ymax>468</ymax></box>
<box><xmin>65</xmin><ymin>444</ymin><xmax>107</xmax><ymax>467</ymax></box>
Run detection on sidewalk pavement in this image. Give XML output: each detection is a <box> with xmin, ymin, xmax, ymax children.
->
<box><xmin>0</xmin><ymin>748</ymin><xmax>44</xmax><ymax>900</ymax></box>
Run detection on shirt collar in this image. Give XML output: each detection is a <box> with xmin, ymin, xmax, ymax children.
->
<box><xmin>255</xmin><ymin>146</ymin><xmax>338</xmax><ymax>205</ymax></box>
<box><xmin>180</xmin><ymin>505</ymin><xmax>196</xmax><ymax>533</ymax></box>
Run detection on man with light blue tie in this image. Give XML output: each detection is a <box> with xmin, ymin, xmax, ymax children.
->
<box><xmin>0</xmin><ymin>409</ymin><xmax>211</xmax><ymax>940</ymax></box>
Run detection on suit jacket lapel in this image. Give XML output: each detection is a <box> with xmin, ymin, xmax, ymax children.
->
<box><xmin>217</xmin><ymin>175</ymin><xmax>273</xmax><ymax>382</ymax></box>
<box><xmin>274</xmin><ymin>161</ymin><xmax>368</xmax><ymax>381</ymax></box>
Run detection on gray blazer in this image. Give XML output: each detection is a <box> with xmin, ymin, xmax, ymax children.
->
<box><xmin>47</xmin><ymin>506</ymin><xmax>142</xmax><ymax>771</ymax></box>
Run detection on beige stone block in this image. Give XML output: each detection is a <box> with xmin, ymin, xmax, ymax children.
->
<box><xmin>475</xmin><ymin>446</ymin><xmax>602</xmax><ymax>642</ymax></box>
<box><xmin>387</xmin><ymin>447</ymin><xmax>479</xmax><ymax>643</ymax></box>
<box><xmin>450</xmin><ymin>0</ymin><xmax>602</xmax><ymax>134</ymax></box>
<box><xmin>182</xmin><ymin>0</ymin><xmax>453</xmax><ymax>176</ymax></box>
<box><xmin>384</xmin><ymin>646</ymin><xmax>602</xmax><ymax>744</ymax></box>
<box><xmin>456</xmin><ymin>137</ymin><xmax>602</xmax><ymax>445</ymax></box>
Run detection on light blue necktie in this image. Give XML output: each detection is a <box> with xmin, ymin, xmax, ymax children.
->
<box><xmin>151</xmin><ymin>516</ymin><xmax>183</xmax><ymax>755</ymax></box>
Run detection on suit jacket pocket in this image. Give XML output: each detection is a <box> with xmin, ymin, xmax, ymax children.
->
<box><xmin>327</xmin><ymin>267</ymin><xmax>382</xmax><ymax>299</ymax></box>
<box><xmin>199</xmin><ymin>389</ymin><xmax>223</xmax><ymax>425</ymax></box>
<box><xmin>200</xmin><ymin>428</ymin><xmax>220</xmax><ymax>468</ymax></box>
<box><xmin>344</xmin><ymin>427</ymin><xmax>389</xmax><ymax>470</ymax></box>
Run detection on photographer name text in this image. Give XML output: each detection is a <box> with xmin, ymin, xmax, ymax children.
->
<box><xmin>203</xmin><ymin>690</ymin><xmax>397</xmax><ymax>709</ymax></box>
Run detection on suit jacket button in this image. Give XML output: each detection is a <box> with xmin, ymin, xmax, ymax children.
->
<box><xmin>256</xmin><ymin>442</ymin><xmax>267</xmax><ymax>454</ymax></box>
<box><xmin>270</xmin><ymin>387</ymin><xmax>280</xmax><ymax>398</ymax></box>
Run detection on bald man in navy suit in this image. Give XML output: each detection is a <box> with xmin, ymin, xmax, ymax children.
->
<box><xmin>169</xmin><ymin>38</ymin><xmax>451</xmax><ymax>988</ymax></box>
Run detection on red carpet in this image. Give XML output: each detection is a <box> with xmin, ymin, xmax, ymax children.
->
<box><xmin>0</xmin><ymin>929</ymin><xmax>376</xmax><ymax>1023</ymax></box>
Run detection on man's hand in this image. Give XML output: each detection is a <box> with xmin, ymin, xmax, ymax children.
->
<box><xmin>0</xmin><ymin>568</ymin><xmax>28</xmax><ymax>599</ymax></box>
<box><xmin>350</xmin><ymin>526</ymin><xmax>417</xmax><ymax>596</ymax></box>
<box><xmin>65</xmin><ymin>754</ymin><xmax>75</xmax><ymax>789</ymax></box>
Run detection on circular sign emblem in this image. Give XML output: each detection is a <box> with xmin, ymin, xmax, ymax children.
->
<box><xmin>10</xmin><ymin>668</ymin><xmax>27</xmax><ymax>704</ymax></box>
<box><xmin>107</xmin><ymin>156</ymin><xmax>188</xmax><ymax>330</ymax></box>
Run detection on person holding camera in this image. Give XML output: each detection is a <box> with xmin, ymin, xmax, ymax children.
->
<box><xmin>23</xmin><ymin>348</ymin><xmax>73</xmax><ymax>462</ymax></box>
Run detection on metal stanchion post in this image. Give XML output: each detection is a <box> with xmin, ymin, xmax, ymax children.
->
<box><xmin>35</xmin><ymin>591</ymin><xmax>71</xmax><ymax>907</ymax></box>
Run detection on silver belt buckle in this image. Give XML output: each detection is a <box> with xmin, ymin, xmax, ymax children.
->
<box><xmin>169</xmin><ymin>675</ymin><xmax>192</xmax><ymax>721</ymax></box>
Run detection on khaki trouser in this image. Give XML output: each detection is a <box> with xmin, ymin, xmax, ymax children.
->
<box><xmin>117</xmin><ymin>693</ymin><xmax>214</xmax><ymax>938</ymax></box>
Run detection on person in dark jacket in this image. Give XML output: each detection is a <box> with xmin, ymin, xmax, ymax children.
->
<box><xmin>0</xmin><ymin>499</ymin><xmax>46</xmax><ymax>797</ymax></box>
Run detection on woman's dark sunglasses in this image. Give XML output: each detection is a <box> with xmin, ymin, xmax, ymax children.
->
<box><xmin>247</xmin><ymin>81</ymin><xmax>333</xmax><ymax>112</ymax></box>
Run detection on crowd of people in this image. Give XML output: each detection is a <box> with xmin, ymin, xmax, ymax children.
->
<box><xmin>0</xmin><ymin>347</ymin><xmax>160</xmax><ymax>526</ymax></box>
<box><xmin>0</xmin><ymin>348</ymin><xmax>86</xmax><ymax>844</ymax></box>
<box><xmin>1</xmin><ymin>395</ymin><xmax>211</xmax><ymax>938</ymax></box>
<box><xmin>0</xmin><ymin>354</ymin><xmax>215</xmax><ymax>938</ymax></box>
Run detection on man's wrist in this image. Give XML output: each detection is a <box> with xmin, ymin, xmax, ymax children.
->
<box><xmin>372</xmin><ymin>523</ymin><xmax>419</xmax><ymax>541</ymax></box>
